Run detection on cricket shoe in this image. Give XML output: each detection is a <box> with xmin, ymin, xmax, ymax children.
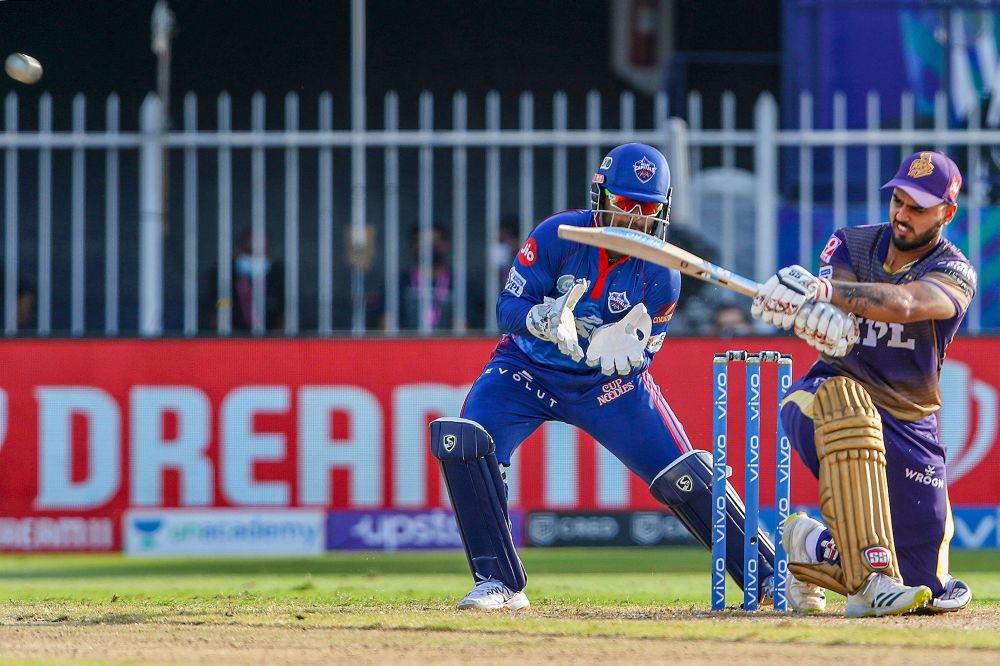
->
<box><xmin>844</xmin><ymin>572</ymin><xmax>931</xmax><ymax>618</ymax></box>
<box><xmin>457</xmin><ymin>579</ymin><xmax>530</xmax><ymax>612</ymax></box>
<box><xmin>916</xmin><ymin>577</ymin><xmax>972</xmax><ymax>614</ymax></box>
<box><xmin>781</xmin><ymin>512</ymin><xmax>827</xmax><ymax>613</ymax></box>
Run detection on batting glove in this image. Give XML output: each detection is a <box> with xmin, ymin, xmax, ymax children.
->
<box><xmin>751</xmin><ymin>265</ymin><xmax>833</xmax><ymax>330</ymax></box>
<box><xmin>793</xmin><ymin>301</ymin><xmax>859</xmax><ymax>358</ymax></box>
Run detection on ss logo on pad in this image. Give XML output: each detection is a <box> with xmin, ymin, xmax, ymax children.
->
<box><xmin>443</xmin><ymin>434</ymin><xmax>458</xmax><ymax>452</ymax></box>
<box><xmin>676</xmin><ymin>475</ymin><xmax>693</xmax><ymax>492</ymax></box>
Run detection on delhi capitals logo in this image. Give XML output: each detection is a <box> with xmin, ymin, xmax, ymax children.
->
<box><xmin>608</xmin><ymin>291</ymin><xmax>631</xmax><ymax>313</ymax></box>
<box><xmin>633</xmin><ymin>156</ymin><xmax>657</xmax><ymax>183</ymax></box>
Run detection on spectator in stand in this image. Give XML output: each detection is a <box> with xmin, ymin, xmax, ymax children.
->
<box><xmin>201</xmin><ymin>229</ymin><xmax>285</xmax><ymax>333</ymax></box>
<box><xmin>399</xmin><ymin>224</ymin><xmax>453</xmax><ymax>331</ymax></box>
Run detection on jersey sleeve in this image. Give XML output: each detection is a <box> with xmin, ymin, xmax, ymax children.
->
<box><xmin>922</xmin><ymin>258</ymin><xmax>978</xmax><ymax>317</ymax></box>
<box><xmin>495</xmin><ymin>216</ymin><xmax>572</xmax><ymax>335</ymax></box>
<box><xmin>817</xmin><ymin>229</ymin><xmax>856</xmax><ymax>279</ymax></box>
<box><xmin>643</xmin><ymin>267</ymin><xmax>681</xmax><ymax>358</ymax></box>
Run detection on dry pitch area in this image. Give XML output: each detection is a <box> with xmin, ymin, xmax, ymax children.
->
<box><xmin>1</xmin><ymin>607</ymin><xmax>999</xmax><ymax>665</ymax></box>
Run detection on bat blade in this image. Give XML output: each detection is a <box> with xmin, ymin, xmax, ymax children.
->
<box><xmin>557</xmin><ymin>225</ymin><xmax>760</xmax><ymax>298</ymax></box>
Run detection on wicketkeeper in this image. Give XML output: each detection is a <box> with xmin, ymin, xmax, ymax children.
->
<box><xmin>430</xmin><ymin>143</ymin><xmax>781</xmax><ymax>611</ymax></box>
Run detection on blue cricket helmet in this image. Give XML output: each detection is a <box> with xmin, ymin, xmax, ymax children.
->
<box><xmin>590</xmin><ymin>143</ymin><xmax>672</xmax><ymax>241</ymax></box>
<box><xmin>592</xmin><ymin>143</ymin><xmax>670</xmax><ymax>202</ymax></box>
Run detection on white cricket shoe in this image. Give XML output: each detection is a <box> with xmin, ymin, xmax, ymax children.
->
<box><xmin>918</xmin><ymin>577</ymin><xmax>972</xmax><ymax>614</ymax></box>
<box><xmin>845</xmin><ymin>572</ymin><xmax>931</xmax><ymax>618</ymax></box>
<box><xmin>781</xmin><ymin>512</ymin><xmax>827</xmax><ymax>613</ymax></box>
<box><xmin>457</xmin><ymin>579</ymin><xmax>530</xmax><ymax>612</ymax></box>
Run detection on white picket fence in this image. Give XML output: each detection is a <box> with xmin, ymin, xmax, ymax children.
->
<box><xmin>1</xmin><ymin>89</ymin><xmax>997</xmax><ymax>337</ymax></box>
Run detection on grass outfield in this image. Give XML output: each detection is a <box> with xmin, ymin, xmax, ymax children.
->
<box><xmin>0</xmin><ymin>548</ymin><xmax>998</xmax><ymax>664</ymax></box>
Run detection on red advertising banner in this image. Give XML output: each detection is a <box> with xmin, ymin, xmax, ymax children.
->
<box><xmin>1</xmin><ymin>337</ymin><xmax>998</xmax><ymax>551</ymax></box>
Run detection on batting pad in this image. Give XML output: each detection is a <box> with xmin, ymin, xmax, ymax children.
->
<box><xmin>430</xmin><ymin>417</ymin><xmax>527</xmax><ymax>592</ymax></box>
<box><xmin>787</xmin><ymin>560</ymin><xmax>850</xmax><ymax>597</ymax></box>
<box><xmin>813</xmin><ymin>376</ymin><xmax>899</xmax><ymax>593</ymax></box>
<box><xmin>650</xmin><ymin>449</ymin><xmax>775</xmax><ymax>594</ymax></box>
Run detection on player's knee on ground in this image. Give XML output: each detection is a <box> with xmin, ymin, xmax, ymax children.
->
<box><xmin>430</xmin><ymin>417</ymin><xmax>527</xmax><ymax>591</ymax></box>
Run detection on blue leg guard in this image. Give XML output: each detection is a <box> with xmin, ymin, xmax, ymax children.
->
<box><xmin>650</xmin><ymin>450</ymin><xmax>774</xmax><ymax>595</ymax></box>
<box><xmin>430</xmin><ymin>417</ymin><xmax>527</xmax><ymax>591</ymax></box>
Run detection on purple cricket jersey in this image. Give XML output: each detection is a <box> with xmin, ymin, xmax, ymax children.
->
<box><xmin>780</xmin><ymin>223</ymin><xmax>977</xmax><ymax>596</ymax></box>
<box><xmin>818</xmin><ymin>224</ymin><xmax>977</xmax><ymax>421</ymax></box>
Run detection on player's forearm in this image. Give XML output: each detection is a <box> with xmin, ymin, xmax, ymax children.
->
<box><xmin>496</xmin><ymin>296</ymin><xmax>533</xmax><ymax>336</ymax></box>
<box><xmin>829</xmin><ymin>281</ymin><xmax>924</xmax><ymax>323</ymax></box>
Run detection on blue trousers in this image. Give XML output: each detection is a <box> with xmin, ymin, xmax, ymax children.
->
<box><xmin>461</xmin><ymin>344</ymin><xmax>692</xmax><ymax>485</ymax></box>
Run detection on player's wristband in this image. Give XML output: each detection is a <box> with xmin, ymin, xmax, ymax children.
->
<box><xmin>813</xmin><ymin>277</ymin><xmax>833</xmax><ymax>303</ymax></box>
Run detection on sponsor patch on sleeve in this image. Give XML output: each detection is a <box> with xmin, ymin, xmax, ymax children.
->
<box><xmin>927</xmin><ymin>260</ymin><xmax>977</xmax><ymax>299</ymax></box>
<box><xmin>652</xmin><ymin>302</ymin><xmax>677</xmax><ymax>325</ymax></box>
<box><xmin>819</xmin><ymin>234</ymin><xmax>842</xmax><ymax>264</ymax></box>
<box><xmin>517</xmin><ymin>238</ymin><xmax>538</xmax><ymax>266</ymax></box>
<box><xmin>646</xmin><ymin>332</ymin><xmax>666</xmax><ymax>353</ymax></box>
<box><xmin>818</xmin><ymin>265</ymin><xmax>833</xmax><ymax>279</ymax></box>
<box><xmin>505</xmin><ymin>267</ymin><xmax>526</xmax><ymax>297</ymax></box>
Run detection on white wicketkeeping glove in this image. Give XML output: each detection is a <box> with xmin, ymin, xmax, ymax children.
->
<box><xmin>585</xmin><ymin>304</ymin><xmax>653</xmax><ymax>376</ymax></box>
<box><xmin>525</xmin><ymin>278</ymin><xmax>590</xmax><ymax>362</ymax></box>
<box><xmin>793</xmin><ymin>301</ymin><xmax>859</xmax><ymax>358</ymax></box>
<box><xmin>751</xmin><ymin>265</ymin><xmax>833</xmax><ymax>330</ymax></box>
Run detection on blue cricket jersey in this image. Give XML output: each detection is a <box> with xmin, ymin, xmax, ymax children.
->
<box><xmin>497</xmin><ymin>210</ymin><xmax>681</xmax><ymax>375</ymax></box>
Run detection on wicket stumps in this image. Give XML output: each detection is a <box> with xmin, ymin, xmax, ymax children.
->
<box><xmin>711</xmin><ymin>350</ymin><xmax>793</xmax><ymax>611</ymax></box>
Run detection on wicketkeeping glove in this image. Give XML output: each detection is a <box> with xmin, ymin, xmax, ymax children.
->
<box><xmin>585</xmin><ymin>304</ymin><xmax>653</xmax><ymax>376</ymax></box>
<box><xmin>793</xmin><ymin>301</ymin><xmax>859</xmax><ymax>358</ymax></box>
<box><xmin>751</xmin><ymin>264</ymin><xmax>833</xmax><ymax>330</ymax></box>
<box><xmin>526</xmin><ymin>278</ymin><xmax>590</xmax><ymax>362</ymax></box>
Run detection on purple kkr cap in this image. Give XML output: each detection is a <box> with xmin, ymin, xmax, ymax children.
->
<box><xmin>881</xmin><ymin>151</ymin><xmax>963</xmax><ymax>208</ymax></box>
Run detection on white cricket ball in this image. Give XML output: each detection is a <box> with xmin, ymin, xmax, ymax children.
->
<box><xmin>5</xmin><ymin>53</ymin><xmax>43</xmax><ymax>85</ymax></box>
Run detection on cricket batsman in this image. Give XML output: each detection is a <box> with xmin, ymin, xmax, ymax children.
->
<box><xmin>753</xmin><ymin>150</ymin><xmax>975</xmax><ymax>617</ymax></box>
